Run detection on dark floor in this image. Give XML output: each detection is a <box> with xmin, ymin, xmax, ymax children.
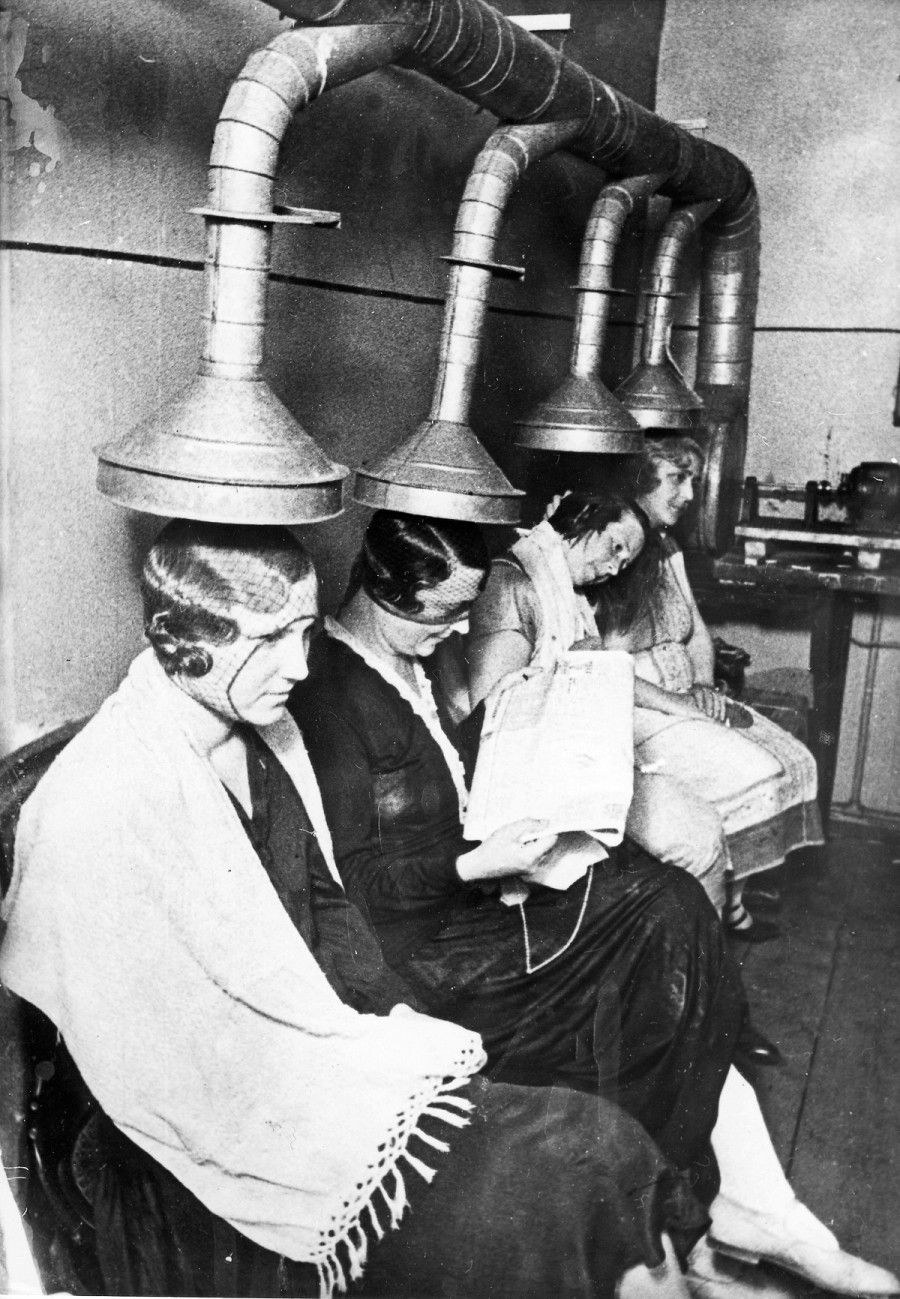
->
<box><xmin>733</xmin><ymin>826</ymin><xmax>900</xmax><ymax>1281</ymax></box>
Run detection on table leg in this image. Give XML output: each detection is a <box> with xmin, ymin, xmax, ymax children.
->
<box><xmin>808</xmin><ymin>592</ymin><xmax>855</xmax><ymax>821</ymax></box>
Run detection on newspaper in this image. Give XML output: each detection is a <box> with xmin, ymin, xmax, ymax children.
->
<box><xmin>463</xmin><ymin>651</ymin><xmax>635</xmax><ymax>894</ymax></box>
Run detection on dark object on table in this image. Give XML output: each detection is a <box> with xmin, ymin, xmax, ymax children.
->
<box><xmin>839</xmin><ymin>462</ymin><xmax>900</xmax><ymax>532</ymax></box>
<box><xmin>713</xmin><ymin>636</ymin><xmax>751</xmax><ymax>695</ymax></box>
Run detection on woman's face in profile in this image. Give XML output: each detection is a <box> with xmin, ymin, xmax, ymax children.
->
<box><xmin>378</xmin><ymin>565</ymin><xmax>486</xmax><ymax>659</ymax></box>
<box><xmin>567</xmin><ymin>510</ymin><xmax>645</xmax><ymax>586</ymax></box>
<box><xmin>225</xmin><ymin>579</ymin><xmax>320</xmax><ymax>724</ymax></box>
<box><xmin>638</xmin><ymin>459</ymin><xmax>698</xmax><ymax>529</ymax></box>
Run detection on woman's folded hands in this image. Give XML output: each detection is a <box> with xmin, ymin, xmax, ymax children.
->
<box><xmin>689</xmin><ymin>683</ymin><xmax>728</xmax><ymax>722</ymax></box>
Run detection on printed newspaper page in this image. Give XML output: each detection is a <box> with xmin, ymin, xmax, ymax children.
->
<box><xmin>463</xmin><ymin>651</ymin><xmax>634</xmax><ymax>889</ymax></box>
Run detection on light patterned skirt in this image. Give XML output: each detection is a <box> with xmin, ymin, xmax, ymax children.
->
<box><xmin>634</xmin><ymin>707</ymin><xmax>824</xmax><ymax>881</ymax></box>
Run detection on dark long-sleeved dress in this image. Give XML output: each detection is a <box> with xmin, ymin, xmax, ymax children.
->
<box><xmin>24</xmin><ymin>725</ymin><xmax>708</xmax><ymax>1298</ymax></box>
<box><xmin>292</xmin><ymin>630</ymin><xmax>746</xmax><ymax>1207</ymax></box>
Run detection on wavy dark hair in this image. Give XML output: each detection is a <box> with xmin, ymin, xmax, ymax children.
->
<box><xmin>142</xmin><ymin>520</ymin><xmax>314</xmax><ymax>678</ymax></box>
<box><xmin>547</xmin><ymin>491</ymin><xmax>637</xmax><ymax>542</ymax></box>
<box><xmin>346</xmin><ymin>511</ymin><xmax>489</xmax><ymax>616</ymax></box>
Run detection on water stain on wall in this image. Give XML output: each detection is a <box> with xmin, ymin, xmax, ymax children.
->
<box><xmin>1</xmin><ymin>9</ymin><xmax>70</xmax><ymax>190</ymax></box>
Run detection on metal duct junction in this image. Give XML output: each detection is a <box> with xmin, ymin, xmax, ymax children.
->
<box><xmin>616</xmin><ymin>199</ymin><xmax>720</xmax><ymax>430</ymax></box>
<box><xmin>355</xmin><ymin>119</ymin><xmax>583</xmax><ymax>523</ymax></box>
<box><xmin>515</xmin><ymin>173</ymin><xmax>664</xmax><ymax>455</ymax></box>
<box><xmin>273</xmin><ymin>0</ymin><xmax>761</xmax><ymax>547</ymax></box>
<box><xmin>98</xmin><ymin>25</ymin><xmax>412</xmax><ymax>524</ymax></box>
<box><xmin>102</xmin><ymin>0</ymin><xmax>760</xmax><ymax>538</ymax></box>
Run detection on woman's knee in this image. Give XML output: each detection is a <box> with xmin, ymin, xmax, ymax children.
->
<box><xmin>723</xmin><ymin>731</ymin><xmax>783</xmax><ymax>783</ymax></box>
<box><xmin>627</xmin><ymin>777</ymin><xmax>726</xmax><ymax>880</ymax></box>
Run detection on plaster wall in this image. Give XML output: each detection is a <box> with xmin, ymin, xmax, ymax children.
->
<box><xmin>658</xmin><ymin>0</ymin><xmax>900</xmax><ymax>811</ymax></box>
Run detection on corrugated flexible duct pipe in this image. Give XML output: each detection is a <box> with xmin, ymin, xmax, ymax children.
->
<box><xmin>271</xmin><ymin>1</ymin><xmax>759</xmax><ymax>299</ymax></box>
<box><xmin>97</xmin><ymin>22</ymin><xmax>417</xmax><ymax>523</ymax></box>
<box><xmin>515</xmin><ymin>172</ymin><xmax>665</xmax><ymax>455</ymax></box>
<box><xmin>201</xmin><ymin>26</ymin><xmax>413</xmax><ymax>379</ymax></box>
<box><xmin>570</xmin><ymin>176</ymin><xmax>669</xmax><ymax>386</ymax></box>
<box><xmin>616</xmin><ymin>198</ymin><xmax>721</xmax><ymax>429</ymax></box>
<box><xmin>101</xmin><ymin>0</ymin><xmax>759</xmax><ymax>532</ymax></box>
<box><xmin>695</xmin><ymin>193</ymin><xmax>760</xmax><ymax>551</ymax></box>
<box><xmin>617</xmin><ymin>198</ymin><xmax>763</xmax><ymax>552</ymax></box>
<box><xmin>272</xmin><ymin>0</ymin><xmax>761</xmax><ymax>546</ymax></box>
<box><xmin>355</xmin><ymin>119</ymin><xmax>584</xmax><ymax>520</ymax></box>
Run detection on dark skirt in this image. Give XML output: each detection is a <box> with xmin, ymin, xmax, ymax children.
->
<box><xmin>88</xmin><ymin>1076</ymin><xmax>707</xmax><ymax>1298</ymax></box>
<box><xmin>400</xmin><ymin>847</ymin><xmax>745</xmax><ymax>1205</ymax></box>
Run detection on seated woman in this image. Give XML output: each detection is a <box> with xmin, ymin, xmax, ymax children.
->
<box><xmin>465</xmin><ymin>491</ymin><xmax>730</xmax><ymax>912</ymax></box>
<box><xmin>1</xmin><ymin>520</ymin><xmax>712</xmax><ymax>1299</ymax></box>
<box><xmin>292</xmin><ymin>510</ymin><xmax>895</xmax><ymax>1299</ymax></box>
<box><xmin>591</xmin><ymin>436</ymin><xmax>824</xmax><ymax>938</ymax></box>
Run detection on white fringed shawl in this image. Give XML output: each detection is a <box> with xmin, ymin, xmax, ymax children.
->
<box><xmin>0</xmin><ymin>651</ymin><xmax>485</xmax><ymax>1296</ymax></box>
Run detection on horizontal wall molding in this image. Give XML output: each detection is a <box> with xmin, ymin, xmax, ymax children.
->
<box><xmin>4</xmin><ymin>239</ymin><xmax>899</xmax><ymax>336</ymax></box>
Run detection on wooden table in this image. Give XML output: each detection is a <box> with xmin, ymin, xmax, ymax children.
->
<box><xmin>691</xmin><ymin>553</ymin><xmax>900</xmax><ymax>820</ymax></box>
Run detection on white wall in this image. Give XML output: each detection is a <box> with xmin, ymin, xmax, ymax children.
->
<box><xmin>658</xmin><ymin>0</ymin><xmax>900</xmax><ymax>811</ymax></box>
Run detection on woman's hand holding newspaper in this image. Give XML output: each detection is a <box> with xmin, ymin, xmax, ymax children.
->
<box><xmin>456</xmin><ymin>819</ymin><xmax>559</xmax><ymax>883</ymax></box>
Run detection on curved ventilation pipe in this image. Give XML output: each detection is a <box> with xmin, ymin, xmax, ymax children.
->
<box><xmin>97</xmin><ymin>25</ymin><xmax>413</xmax><ymax>524</ymax></box>
<box><xmin>694</xmin><ymin>196</ymin><xmax>761</xmax><ymax>552</ymax></box>
<box><xmin>515</xmin><ymin>173</ymin><xmax>665</xmax><ymax>455</ymax></box>
<box><xmin>615</xmin><ymin>199</ymin><xmax>719</xmax><ymax>430</ymax></box>
<box><xmin>355</xmin><ymin>119</ymin><xmax>582</xmax><ymax>523</ymax></box>
<box><xmin>100</xmin><ymin>0</ymin><xmax>760</xmax><ymax>533</ymax></box>
<box><xmin>275</xmin><ymin>0</ymin><xmax>761</xmax><ymax>548</ymax></box>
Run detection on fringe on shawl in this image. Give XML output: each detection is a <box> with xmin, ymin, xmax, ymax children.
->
<box><xmin>315</xmin><ymin>1082</ymin><xmax>476</xmax><ymax>1298</ymax></box>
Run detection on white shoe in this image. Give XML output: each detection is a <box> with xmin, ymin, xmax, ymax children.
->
<box><xmin>708</xmin><ymin>1195</ymin><xmax>900</xmax><ymax>1297</ymax></box>
<box><xmin>781</xmin><ymin>1198</ymin><xmax>839</xmax><ymax>1253</ymax></box>
<box><xmin>686</xmin><ymin>1236</ymin><xmax>807</xmax><ymax>1299</ymax></box>
<box><xmin>712</xmin><ymin>1193</ymin><xmax>839</xmax><ymax>1254</ymax></box>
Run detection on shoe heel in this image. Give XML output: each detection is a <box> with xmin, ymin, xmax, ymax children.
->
<box><xmin>708</xmin><ymin>1235</ymin><xmax>761</xmax><ymax>1267</ymax></box>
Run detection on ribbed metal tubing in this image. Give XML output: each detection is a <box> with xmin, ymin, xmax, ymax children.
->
<box><xmin>210</xmin><ymin>0</ymin><xmax>761</xmax><ymax>456</ymax></box>
<box><xmin>273</xmin><ymin>0</ymin><xmax>759</xmax><ymax>216</ymax></box>
<box><xmin>513</xmin><ymin>174</ymin><xmax>663</xmax><ymax>455</ymax></box>
<box><xmin>639</xmin><ymin>200</ymin><xmax>720</xmax><ymax>368</ymax></box>
<box><xmin>272</xmin><ymin>0</ymin><xmax>762</xmax><ymax>532</ymax></box>
<box><xmin>186</xmin><ymin>0</ymin><xmax>760</xmax><ymax>533</ymax></box>
<box><xmin>96</xmin><ymin>23</ymin><xmax>413</xmax><ymax>523</ymax></box>
<box><xmin>570</xmin><ymin>174</ymin><xmax>666</xmax><ymax>380</ymax></box>
<box><xmin>204</xmin><ymin>24</ymin><xmax>413</xmax><ymax>380</ymax></box>
<box><xmin>614</xmin><ymin>199</ymin><xmax>718</xmax><ymax>428</ymax></box>
<box><xmin>430</xmin><ymin>120</ymin><xmax>583</xmax><ymax>425</ymax></box>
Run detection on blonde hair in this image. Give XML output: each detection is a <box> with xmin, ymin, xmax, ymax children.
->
<box><xmin>637</xmin><ymin>435</ymin><xmax>704</xmax><ymax>494</ymax></box>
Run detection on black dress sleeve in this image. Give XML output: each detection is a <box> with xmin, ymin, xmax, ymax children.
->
<box><xmin>307</xmin><ymin>848</ymin><xmax>426</xmax><ymax>1014</ymax></box>
<box><xmin>292</xmin><ymin>645</ymin><xmax>473</xmax><ymax>965</ymax></box>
